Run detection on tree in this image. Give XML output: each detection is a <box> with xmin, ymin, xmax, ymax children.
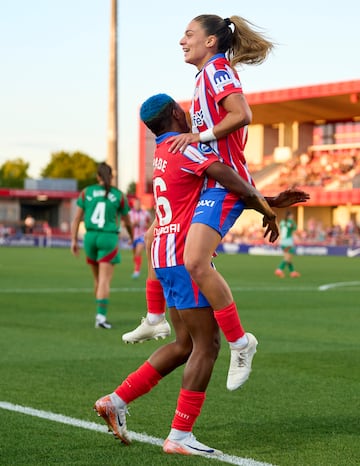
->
<box><xmin>0</xmin><ymin>158</ymin><xmax>29</xmax><ymax>188</ymax></box>
<box><xmin>41</xmin><ymin>151</ymin><xmax>99</xmax><ymax>190</ymax></box>
<box><xmin>126</xmin><ymin>181</ymin><xmax>136</xmax><ymax>195</ymax></box>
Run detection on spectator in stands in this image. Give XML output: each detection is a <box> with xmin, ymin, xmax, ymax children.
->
<box><xmin>70</xmin><ymin>162</ymin><xmax>133</xmax><ymax>329</ymax></box>
<box><xmin>275</xmin><ymin>211</ymin><xmax>301</xmax><ymax>278</ymax></box>
<box><xmin>0</xmin><ymin>224</ymin><xmax>9</xmax><ymax>240</ymax></box>
<box><xmin>24</xmin><ymin>214</ymin><xmax>35</xmax><ymax>234</ymax></box>
<box><xmin>42</xmin><ymin>221</ymin><xmax>52</xmax><ymax>242</ymax></box>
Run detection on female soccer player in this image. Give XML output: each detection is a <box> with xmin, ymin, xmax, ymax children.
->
<box><xmin>166</xmin><ymin>14</ymin><xmax>281</xmax><ymax>390</ymax></box>
<box><xmin>275</xmin><ymin>211</ymin><xmax>301</xmax><ymax>277</ymax></box>
<box><xmin>129</xmin><ymin>198</ymin><xmax>152</xmax><ymax>278</ymax></box>
<box><xmin>71</xmin><ymin>162</ymin><xmax>133</xmax><ymax>329</ymax></box>
<box><xmin>94</xmin><ymin>93</ymin><xmax>280</xmax><ymax>456</ymax></box>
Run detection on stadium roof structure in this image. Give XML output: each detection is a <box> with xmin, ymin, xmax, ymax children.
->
<box><xmin>139</xmin><ymin>80</ymin><xmax>360</xmax><ymax>207</ymax></box>
<box><xmin>179</xmin><ymin>80</ymin><xmax>360</xmax><ymax>126</ymax></box>
<box><xmin>246</xmin><ymin>80</ymin><xmax>360</xmax><ymax>125</ymax></box>
<box><xmin>0</xmin><ymin>188</ymin><xmax>78</xmax><ymax>200</ymax></box>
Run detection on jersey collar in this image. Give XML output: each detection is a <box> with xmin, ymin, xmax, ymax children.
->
<box><xmin>196</xmin><ymin>53</ymin><xmax>226</xmax><ymax>77</ymax></box>
<box><xmin>155</xmin><ymin>131</ymin><xmax>179</xmax><ymax>144</ymax></box>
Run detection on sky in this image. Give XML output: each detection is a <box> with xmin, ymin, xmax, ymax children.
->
<box><xmin>0</xmin><ymin>0</ymin><xmax>359</xmax><ymax>190</ymax></box>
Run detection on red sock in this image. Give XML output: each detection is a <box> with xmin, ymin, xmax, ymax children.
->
<box><xmin>115</xmin><ymin>361</ymin><xmax>162</xmax><ymax>404</ymax></box>
<box><xmin>134</xmin><ymin>255</ymin><xmax>142</xmax><ymax>272</ymax></box>
<box><xmin>214</xmin><ymin>302</ymin><xmax>245</xmax><ymax>343</ymax></box>
<box><xmin>146</xmin><ymin>279</ymin><xmax>165</xmax><ymax>314</ymax></box>
<box><xmin>171</xmin><ymin>388</ymin><xmax>206</xmax><ymax>432</ymax></box>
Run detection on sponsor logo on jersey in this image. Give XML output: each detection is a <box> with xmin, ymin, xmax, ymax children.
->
<box><xmin>196</xmin><ymin>199</ymin><xmax>215</xmax><ymax>208</ymax></box>
<box><xmin>192</xmin><ymin>109</ymin><xmax>204</xmax><ymax>128</ymax></box>
<box><xmin>214</xmin><ymin>69</ymin><xmax>232</xmax><ymax>89</ymax></box>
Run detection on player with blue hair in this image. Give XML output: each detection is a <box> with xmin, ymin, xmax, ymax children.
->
<box><xmin>94</xmin><ymin>93</ymin><xmax>308</xmax><ymax>456</ymax></box>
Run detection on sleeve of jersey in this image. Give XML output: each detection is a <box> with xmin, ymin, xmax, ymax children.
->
<box><xmin>181</xmin><ymin>145</ymin><xmax>218</xmax><ymax>176</ymax></box>
<box><xmin>77</xmin><ymin>190</ymin><xmax>85</xmax><ymax>208</ymax></box>
<box><xmin>119</xmin><ymin>193</ymin><xmax>130</xmax><ymax>215</ymax></box>
<box><xmin>204</xmin><ymin>61</ymin><xmax>243</xmax><ymax>104</ymax></box>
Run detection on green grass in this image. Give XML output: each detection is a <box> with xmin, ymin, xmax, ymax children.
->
<box><xmin>0</xmin><ymin>247</ymin><xmax>359</xmax><ymax>465</ymax></box>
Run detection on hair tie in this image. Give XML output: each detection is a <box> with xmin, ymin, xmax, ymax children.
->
<box><xmin>224</xmin><ymin>17</ymin><xmax>234</xmax><ymax>33</ymax></box>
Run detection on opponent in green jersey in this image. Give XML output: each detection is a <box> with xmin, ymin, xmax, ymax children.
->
<box><xmin>71</xmin><ymin>162</ymin><xmax>133</xmax><ymax>328</ymax></box>
<box><xmin>275</xmin><ymin>211</ymin><xmax>300</xmax><ymax>278</ymax></box>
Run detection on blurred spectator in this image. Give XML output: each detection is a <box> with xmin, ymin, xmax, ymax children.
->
<box><xmin>221</xmin><ymin>219</ymin><xmax>360</xmax><ymax>247</ymax></box>
<box><xmin>24</xmin><ymin>214</ymin><xmax>35</xmax><ymax>234</ymax></box>
<box><xmin>263</xmin><ymin>148</ymin><xmax>360</xmax><ymax>190</ymax></box>
<box><xmin>0</xmin><ymin>224</ymin><xmax>10</xmax><ymax>240</ymax></box>
<box><xmin>42</xmin><ymin>221</ymin><xmax>52</xmax><ymax>239</ymax></box>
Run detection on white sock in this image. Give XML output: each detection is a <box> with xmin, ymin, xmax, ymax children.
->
<box><xmin>147</xmin><ymin>312</ymin><xmax>165</xmax><ymax>325</ymax></box>
<box><xmin>110</xmin><ymin>392</ymin><xmax>126</xmax><ymax>409</ymax></box>
<box><xmin>168</xmin><ymin>428</ymin><xmax>190</xmax><ymax>441</ymax></box>
<box><xmin>229</xmin><ymin>334</ymin><xmax>249</xmax><ymax>350</ymax></box>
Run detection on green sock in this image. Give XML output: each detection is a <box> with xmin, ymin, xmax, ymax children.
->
<box><xmin>96</xmin><ymin>298</ymin><xmax>109</xmax><ymax>317</ymax></box>
<box><xmin>287</xmin><ymin>262</ymin><xmax>294</xmax><ymax>272</ymax></box>
<box><xmin>278</xmin><ymin>261</ymin><xmax>286</xmax><ymax>270</ymax></box>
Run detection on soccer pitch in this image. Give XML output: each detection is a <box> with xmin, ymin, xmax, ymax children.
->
<box><xmin>0</xmin><ymin>247</ymin><xmax>359</xmax><ymax>465</ymax></box>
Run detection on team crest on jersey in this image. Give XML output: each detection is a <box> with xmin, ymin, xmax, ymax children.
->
<box><xmin>214</xmin><ymin>69</ymin><xmax>232</xmax><ymax>89</ymax></box>
<box><xmin>197</xmin><ymin>142</ymin><xmax>213</xmax><ymax>154</ymax></box>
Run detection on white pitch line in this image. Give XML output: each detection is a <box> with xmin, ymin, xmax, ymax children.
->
<box><xmin>318</xmin><ymin>281</ymin><xmax>360</xmax><ymax>291</ymax></box>
<box><xmin>0</xmin><ymin>401</ymin><xmax>275</xmax><ymax>466</ymax></box>
<box><xmin>0</xmin><ymin>286</ymin><xmax>318</xmax><ymax>293</ymax></box>
<box><xmin>0</xmin><ymin>287</ymin><xmax>145</xmax><ymax>293</ymax></box>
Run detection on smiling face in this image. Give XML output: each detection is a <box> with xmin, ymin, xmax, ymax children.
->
<box><xmin>179</xmin><ymin>20</ymin><xmax>217</xmax><ymax>70</ymax></box>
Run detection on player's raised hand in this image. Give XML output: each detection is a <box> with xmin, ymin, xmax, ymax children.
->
<box><xmin>262</xmin><ymin>215</ymin><xmax>279</xmax><ymax>243</ymax></box>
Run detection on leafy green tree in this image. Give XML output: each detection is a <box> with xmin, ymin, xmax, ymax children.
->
<box><xmin>127</xmin><ymin>181</ymin><xmax>137</xmax><ymax>195</ymax></box>
<box><xmin>41</xmin><ymin>151</ymin><xmax>99</xmax><ymax>190</ymax></box>
<box><xmin>0</xmin><ymin>158</ymin><xmax>29</xmax><ymax>188</ymax></box>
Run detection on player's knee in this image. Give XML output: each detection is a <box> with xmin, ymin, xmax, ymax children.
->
<box><xmin>174</xmin><ymin>340</ymin><xmax>193</xmax><ymax>363</ymax></box>
<box><xmin>184</xmin><ymin>254</ymin><xmax>203</xmax><ymax>280</ymax></box>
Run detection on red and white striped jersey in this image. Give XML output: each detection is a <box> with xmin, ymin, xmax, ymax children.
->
<box><xmin>190</xmin><ymin>53</ymin><xmax>254</xmax><ymax>187</ymax></box>
<box><xmin>129</xmin><ymin>208</ymin><xmax>151</xmax><ymax>239</ymax></box>
<box><xmin>151</xmin><ymin>132</ymin><xmax>219</xmax><ymax>268</ymax></box>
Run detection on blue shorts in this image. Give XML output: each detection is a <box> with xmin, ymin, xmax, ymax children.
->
<box><xmin>191</xmin><ymin>188</ymin><xmax>245</xmax><ymax>238</ymax></box>
<box><xmin>133</xmin><ymin>236</ymin><xmax>145</xmax><ymax>248</ymax></box>
<box><xmin>155</xmin><ymin>265</ymin><xmax>210</xmax><ymax>310</ymax></box>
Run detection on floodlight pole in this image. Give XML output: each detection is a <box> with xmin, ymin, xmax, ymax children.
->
<box><xmin>107</xmin><ymin>0</ymin><xmax>118</xmax><ymax>186</ymax></box>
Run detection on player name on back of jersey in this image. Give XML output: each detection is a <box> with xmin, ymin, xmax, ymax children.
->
<box><xmin>91</xmin><ymin>189</ymin><xmax>117</xmax><ymax>202</ymax></box>
<box><xmin>153</xmin><ymin>157</ymin><xmax>167</xmax><ymax>172</ymax></box>
<box><xmin>154</xmin><ymin>223</ymin><xmax>180</xmax><ymax>235</ymax></box>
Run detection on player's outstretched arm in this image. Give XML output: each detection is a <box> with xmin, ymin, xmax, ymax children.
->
<box><xmin>265</xmin><ymin>189</ymin><xmax>310</xmax><ymax>208</ymax></box>
<box><xmin>206</xmin><ymin>161</ymin><xmax>277</xmax><ymax>221</ymax></box>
